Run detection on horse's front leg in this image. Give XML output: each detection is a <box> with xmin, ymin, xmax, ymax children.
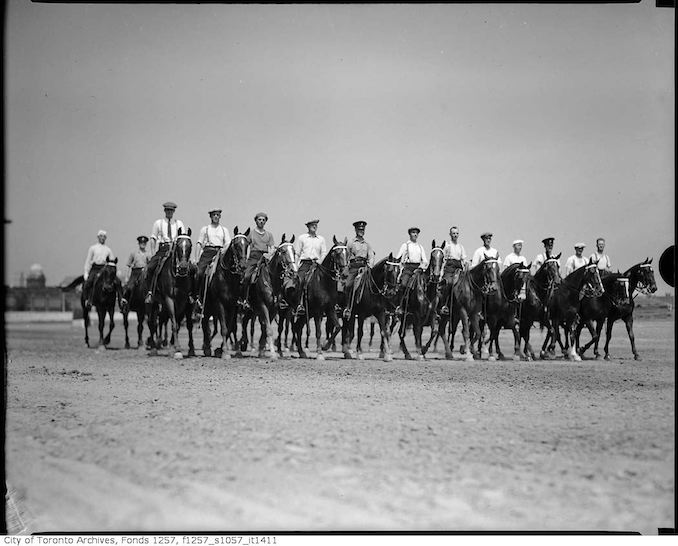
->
<box><xmin>624</xmin><ymin>315</ymin><xmax>640</xmax><ymax>360</ymax></box>
<box><xmin>356</xmin><ymin>316</ymin><xmax>366</xmax><ymax>360</ymax></box>
<box><xmin>292</xmin><ymin>316</ymin><xmax>309</xmax><ymax>359</ymax></box>
<box><xmin>342</xmin><ymin>315</ymin><xmax>355</xmax><ymax>359</ymax></box>
<box><xmin>186</xmin><ymin>309</ymin><xmax>196</xmax><ymax>357</ymax></box>
<box><xmin>123</xmin><ymin>309</ymin><xmax>131</xmax><ymax>349</ymax></box>
<box><xmin>104</xmin><ymin>306</ymin><xmax>115</xmax><ymax>346</ymax></box>
<box><xmin>164</xmin><ymin>297</ymin><xmax>182</xmax><ymax>359</ymax></box>
<box><xmin>376</xmin><ymin>311</ymin><xmax>393</xmax><ymax>362</ymax></box>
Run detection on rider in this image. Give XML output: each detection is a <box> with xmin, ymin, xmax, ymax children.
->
<box><xmin>503</xmin><ymin>239</ymin><xmax>528</xmax><ymax>268</ymax></box>
<box><xmin>83</xmin><ymin>229</ymin><xmax>117</xmax><ymax>308</ymax></box>
<box><xmin>144</xmin><ymin>201</ymin><xmax>186</xmax><ymax>304</ymax></box>
<box><xmin>564</xmin><ymin>243</ymin><xmax>588</xmax><ymax>277</ymax></box>
<box><xmin>531</xmin><ymin>237</ymin><xmax>561</xmax><ymax>276</ymax></box>
<box><xmin>194</xmin><ymin>208</ymin><xmax>231</xmax><ymax>315</ymax></box>
<box><xmin>121</xmin><ymin>235</ymin><xmax>151</xmax><ymax>308</ymax></box>
<box><xmin>590</xmin><ymin>237</ymin><xmax>612</xmax><ymax>273</ymax></box>
<box><xmin>294</xmin><ymin>219</ymin><xmax>327</xmax><ymax>316</ymax></box>
<box><xmin>342</xmin><ymin>220</ymin><xmax>376</xmax><ymax>320</ymax></box>
<box><xmin>240</xmin><ymin>212</ymin><xmax>276</xmax><ymax>311</ymax></box>
<box><xmin>394</xmin><ymin>227</ymin><xmax>428</xmax><ymax>317</ymax></box>
<box><xmin>439</xmin><ymin>225</ymin><xmax>468</xmax><ymax>316</ymax></box>
<box><xmin>471</xmin><ymin>232</ymin><xmax>499</xmax><ymax>267</ymax></box>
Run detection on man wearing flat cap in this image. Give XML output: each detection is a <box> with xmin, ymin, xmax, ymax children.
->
<box><xmin>240</xmin><ymin>212</ymin><xmax>276</xmax><ymax>311</ymax></box>
<box><xmin>503</xmin><ymin>240</ymin><xmax>528</xmax><ymax>268</ymax></box>
<box><xmin>471</xmin><ymin>232</ymin><xmax>499</xmax><ymax>267</ymax></box>
<box><xmin>394</xmin><ymin>227</ymin><xmax>429</xmax><ymax>316</ymax></box>
<box><xmin>343</xmin><ymin>220</ymin><xmax>376</xmax><ymax>320</ymax></box>
<box><xmin>531</xmin><ymin>237</ymin><xmax>561</xmax><ymax>276</ymax></box>
<box><xmin>294</xmin><ymin>219</ymin><xmax>327</xmax><ymax>315</ymax></box>
<box><xmin>145</xmin><ymin>201</ymin><xmax>186</xmax><ymax>303</ymax></box>
<box><xmin>194</xmin><ymin>208</ymin><xmax>231</xmax><ymax>313</ymax></box>
<box><xmin>564</xmin><ymin>243</ymin><xmax>588</xmax><ymax>277</ymax></box>
<box><xmin>83</xmin><ymin>229</ymin><xmax>117</xmax><ymax>308</ymax></box>
<box><xmin>121</xmin><ymin>235</ymin><xmax>152</xmax><ymax>308</ymax></box>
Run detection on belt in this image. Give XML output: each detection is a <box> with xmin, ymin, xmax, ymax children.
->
<box><xmin>204</xmin><ymin>245</ymin><xmax>222</xmax><ymax>249</ymax></box>
<box><xmin>131</xmin><ymin>267</ymin><xmax>144</xmax><ymax>271</ymax></box>
<box><xmin>158</xmin><ymin>242</ymin><xmax>171</xmax><ymax>247</ymax></box>
<box><xmin>300</xmin><ymin>258</ymin><xmax>315</xmax><ymax>263</ymax></box>
<box><xmin>350</xmin><ymin>258</ymin><xmax>367</xmax><ymax>263</ymax></box>
<box><xmin>404</xmin><ymin>262</ymin><xmax>421</xmax><ymax>266</ymax></box>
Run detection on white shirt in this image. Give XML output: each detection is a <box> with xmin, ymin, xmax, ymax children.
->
<box><xmin>471</xmin><ymin>246</ymin><xmax>499</xmax><ymax>267</ymax></box>
<box><xmin>590</xmin><ymin>251</ymin><xmax>612</xmax><ymax>271</ymax></box>
<box><xmin>151</xmin><ymin>218</ymin><xmax>186</xmax><ymax>244</ymax></box>
<box><xmin>295</xmin><ymin>233</ymin><xmax>327</xmax><ymax>263</ymax></box>
<box><xmin>503</xmin><ymin>252</ymin><xmax>528</xmax><ymax>268</ymax></box>
<box><xmin>396</xmin><ymin>241</ymin><xmax>429</xmax><ymax>269</ymax></box>
<box><xmin>197</xmin><ymin>224</ymin><xmax>231</xmax><ymax>249</ymax></box>
<box><xmin>564</xmin><ymin>254</ymin><xmax>588</xmax><ymax>277</ymax></box>
<box><xmin>532</xmin><ymin>252</ymin><xmax>561</xmax><ymax>275</ymax></box>
<box><xmin>84</xmin><ymin>243</ymin><xmax>115</xmax><ymax>279</ymax></box>
<box><xmin>443</xmin><ymin>241</ymin><xmax>468</xmax><ymax>262</ymax></box>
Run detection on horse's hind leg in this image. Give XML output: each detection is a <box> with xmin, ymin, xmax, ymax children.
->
<box><xmin>123</xmin><ymin>312</ymin><xmax>131</xmax><ymax>349</ymax></box>
<box><xmin>624</xmin><ymin>315</ymin><xmax>640</xmax><ymax>360</ymax></box>
<box><xmin>136</xmin><ymin>312</ymin><xmax>145</xmax><ymax>350</ymax></box>
<box><xmin>104</xmin><ymin>308</ymin><xmax>115</xmax><ymax>346</ymax></box>
<box><xmin>342</xmin><ymin>316</ymin><xmax>355</xmax><ymax>359</ymax></box>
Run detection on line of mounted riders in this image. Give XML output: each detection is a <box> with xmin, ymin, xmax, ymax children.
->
<box><xmin>64</xmin><ymin>227</ymin><xmax>657</xmax><ymax>362</ymax></box>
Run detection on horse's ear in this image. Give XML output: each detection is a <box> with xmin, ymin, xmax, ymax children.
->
<box><xmin>281</xmin><ymin>233</ymin><xmax>286</xmax><ymax>244</ymax></box>
<box><xmin>244</xmin><ymin>227</ymin><xmax>250</xmax><ymax>236</ymax></box>
<box><xmin>388</xmin><ymin>252</ymin><xmax>393</xmax><ymax>260</ymax></box>
<box><xmin>441</xmin><ymin>240</ymin><xmax>446</xmax><ymax>249</ymax></box>
<box><xmin>177</xmin><ymin>227</ymin><xmax>183</xmax><ymax>236</ymax></box>
<box><xmin>483</xmin><ymin>253</ymin><xmax>488</xmax><ymax>260</ymax></box>
<box><xmin>649</xmin><ymin>258</ymin><xmax>653</xmax><ymax>264</ymax></box>
<box><xmin>113</xmin><ymin>257</ymin><xmax>118</xmax><ymax>264</ymax></box>
<box><xmin>234</xmin><ymin>226</ymin><xmax>239</xmax><ymax>236</ymax></box>
<box><xmin>290</xmin><ymin>234</ymin><xmax>295</xmax><ymax>244</ymax></box>
<box><xmin>343</xmin><ymin>237</ymin><xmax>347</xmax><ymax>245</ymax></box>
<box><xmin>333</xmin><ymin>235</ymin><xmax>339</xmax><ymax>246</ymax></box>
<box><xmin>432</xmin><ymin>239</ymin><xmax>436</xmax><ymax>249</ymax></box>
<box><xmin>187</xmin><ymin>227</ymin><xmax>192</xmax><ymax>237</ymax></box>
<box><xmin>555</xmin><ymin>252</ymin><xmax>561</xmax><ymax>260</ymax></box>
<box><xmin>526</xmin><ymin>262</ymin><xmax>532</xmax><ymax>270</ymax></box>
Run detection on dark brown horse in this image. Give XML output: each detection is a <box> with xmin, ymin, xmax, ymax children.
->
<box><xmin>444</xmin><ymin>256</ymin><xmax>500</xmax><ymax>361</ymax></box>
<box><xmin>482</xmin><ymin>262</ymin><xmax>531</xmax><ymax>361</ymax></box>
<box><xmin>341</xmin><ymin>254</ymin><xmax>400</xmax><ymax>361</ymax></box>
<box><xmin>121</xmin><ymin>268</ymin><xmax>148</xmax><ymax>350</ymax></box>
<box><xmin>394</xmin><ymin>242</ymin><xmax>445</xmax><ymax>360</ymax></box>
<box><xmin>544</xmin><ymin>258</ymin><xmax>604</xmax><ymax>361</ymax></box>
<box><xmin>575</xmin><ymin>272</ymin><xmax>631</xmax><ymax>359</ymax></box>
<box><xmin>147</xmin><ymin>230</ymin><xmax>196</xmax><ymax>358</ymax></box>
<box><xmin>201</xmin><ymin>227</ymin><xmax>250</xmax><ymax>359</ymax></box>
<box><xmin>292</xmin><ymin>237</ymin><xmax>348</xmax><ymax>360</ymax></box>
<box><xmin>518</xmin><ymin>255</ymin><xmax>562</xmax><ymax>360</ymax></box>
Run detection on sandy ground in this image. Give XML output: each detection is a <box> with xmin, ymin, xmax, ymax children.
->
<box><xmin>4</xmin><ymin>317</ymin><xmax>675</xmax><ymax>534</ymax></box>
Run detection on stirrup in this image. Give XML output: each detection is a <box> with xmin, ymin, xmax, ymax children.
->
<box><xmin>440</xmin><ymin>305</ymin><xmax>449</xmax><ymax>316</ymax></box>
<box><xmin>144</xmin><ymin>292</ymin><xmax>152</xmax><ymax>304</ymax></box>
<box><xmin>394</xmin><ymin>305</ymin><xmax>403</xmax><ymax>317</ymax></box>
<box><xmin>279</xmin><ymin>299</ymin><xmax>289</xmax><ymax>310</ymax></box>
<box><xmin>342</xmin><ymin>308</ymin><xmax>352</xmax><ymax>320</ymax></box>
<box><xmin>295</xmin><ymin>304</ymin><xmax>305</xmax><ymax>316</ymax></box>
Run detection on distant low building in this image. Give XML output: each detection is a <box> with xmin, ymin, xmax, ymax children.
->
<box><xmin>5</xmin><ymin>266</ymin><xmax>80</xmax><ymax>312</ymax></box>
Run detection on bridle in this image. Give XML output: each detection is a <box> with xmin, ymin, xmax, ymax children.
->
<box><xmin>502</xmin><ymin>265</ymin><xmax>530</xmax><ymax>303</ymax></box>
<box><xmin>382</xmin><ymin>260</ymin><xmax>401</xmax><ymax>297</ymax></box>
<box><xmin>275</xmin><ymin>241</ymin><xmax>298</xmax><ymax>282</ymax></box>
<box><xmin>319</xmin><ymin>244</ymin><xmax>348</xmax><ymax>281</ymax></box>
<box><xmin>532</xmin><ymin>258</ymin><xmax>561</xmax><ymax>302</ymax></box>
<box><xmin>225</xmin><ymin>233</ymin><xmax>249</xmax><ymax>275</ymax></box>
<box><xmin>429</xmin><ymin>247</ymin><xmax>445</xmax><ymax>285</ymax></box>
<box><xmin>634</xmin><ymin>263</ymin><xmax>656</xmax><ymax>295</ymax></box>
<box><xmin>469</xmin><ymin>258</ymin><xmax>499</xmax><ymax>295</ymax></box>
<box><xmin>172</xmin><ymin>235</ymin><xmax>192</xmax><ymax>278</ymax></box>
<box><xmin>558</xmin><ymin>263</ymin><xmax>603</xmax><ymax>298</ymax></box>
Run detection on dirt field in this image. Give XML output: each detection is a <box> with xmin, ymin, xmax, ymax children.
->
<box><xmin>4</xmin><ymin>316</ymin><xmax>675</xmax><ymax>534</ymax></box>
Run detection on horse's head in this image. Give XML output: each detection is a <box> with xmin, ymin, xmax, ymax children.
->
<box><xmin>428</xmin><ymin>240</ymin><xmax>445</xmax><ymax>284</ymax></box>
<box><xmin>635</xmin><ymin>257</ymin><xmax>658</xmax><ymax>294</ymax></box>
<box><xmin>231</xmin><ymin>226</ymin><xmax>251</xmax><ymax>272</ymax></box>
<box><xmin>536</xmin><ymin>255</ymin><xmax>562</xmax><ymax>288</ymax></box>
<box><xmin>328</xmin><ymin>235</ymin><xmax>349</xmax><ymax>279</ymax></box>
<box><xmin>470</xmin><ymin>255</ymin><xmax>500</xmax><ymax>295</ymax></box>
<box><xmin>503</xmin><ymin>262</ymin><xmax>530</xmax><ymax>301</ymax></box>
<box><xmin>276</xmin><ymin>233</ymin><xmax>298</xmax><ymax>274</ymax></box>
<box><xmin>605</xmin><ymin>273</ymin><xmax>631</xmax><ymax>307</ymax></box>
<box><xmin>581</xmin><ymin>258</ymin><xmax>604</xmax><ymax>298</ymax></box>
<box><xmin>173</xmin><ymin>228</ymin><xmax>193</xmax><ymax>277</ymax></box>
<box><xmin>100</xmin><ymin>259</ymin><xmax>119</xmax><ymax>294</ymax></box>
<box><xmin>382</xmin><ymin>252</ymin><xmax>401</xmax><ymax>297</ymax></box>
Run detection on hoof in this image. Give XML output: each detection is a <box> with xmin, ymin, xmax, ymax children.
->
<box><xmin>445</xmin><ymin>352</ymin><xmax>454</xmax><ymax>360</ymax></box>
<box><xmin>595</xmin><ymin>353</ymin><xmax>602</xmax><ymax>360</ymax></box>
<box><xmin>343</xmin><ymin>352</ymin><xmax>354</xmax><ymax>360</ymax></box>
<box><xmin>173</xmin><ymin>351</ymin><xmax>183</xmax><ymax>360</ymax></box>
<box><xmin>512</xmin><ymin>355</ymin><xmax>520</xmax><ymax>361</ymax></box>
<box><xmin>316</xmin><ymin>353</ymin><xmax>325</xmax><ymax>361</ymax></box>
<box><xmin>221</xmin><ymin>352</ymin><xmax>231</xmax><ymax>360</ymax></box>
<box><xmin>148</xmin><ymin>348</ymin><xmax>158</xmax><ymax>356</ymax></box>
<box><xmin>572</xmin><ymin>354</ymin><xmax>582</xmax><ymax>362</ymax></box>
<box><xmin>235</xmin><ymin>351</ymin><xmax>243</xmax><ymax>358</ymax></box>
<box><xmin>465</xmin><ymin>354</ymin><xmax>474</xmax><ymax>362</ymax></box>
<box><xmin>384</xmin><ymin>354</ymin><xmax>393</xmax><ymax>362</ymax></box>
<box><xmin>125</xmin><ymin>343</ymin><xmax>130</xmax><ymax>350</ymax></box>
<box><xmin>204</xmin><ymin>348</ymin><xmax>212</xmax><ymax>358</ymax></box>
<box><xmin>417</xmin><ymin>354</ymin><xmax>425</xmax><ymax>361</ymax></box>
<box><xmin>604</xmin><ymin>355</ymin><xmax>611</xmax><ymax>361</ymax></box>
<box><xmin>488</xmin><ymin>355</ymin><xmax>496</xmax><ymax>362</ymax></box>
<box><xmin>188</xmin><ymin>349</ymin><xmax>196</xmax><ymax>358</ymax></box>
<box><xmin>634</xmin><ymin>354</ymin><xmax>641</xmax><ymax>361</ymax></box>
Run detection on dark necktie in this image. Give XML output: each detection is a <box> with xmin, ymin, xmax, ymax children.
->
<box><xmin>168</xmin><ymin>220</ymin><xmax>172</xmax><ymax>242</ymax></box>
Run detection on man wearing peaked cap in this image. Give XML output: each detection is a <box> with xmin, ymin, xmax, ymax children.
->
<box><xmin>145</xmin><ymin>201</ymin><xmax>187</xmax><ymax>304</ymax></box>
<box><xmin>343</xmin><ymin>220</ymin><xmax>376</xmax><ymax>320</ymax></box>
<box><xmin>471</xmin><ymin>231</ymin><xmax>499</xmax><ymax>267</ymax></box>
<box><xmin>121</xmin><ymin>235</ymin><xmax>152</xmax><ymax>308</ymax></box>
<box><xmin>503</xmin><ymin>239</ymin><xmax>528</xmax><ymax>268</ymax></box>
<box><xmin>83</xmin><ymin>229</ymin><xmax>117</xmax><ymax>308</ymax></box>
<box><xmin>531</xmin><ymin>236</ymin><xmax>560</xmax><ymax>275</ymax></box>
<box><xmin>294</xmin><ymin>218</ymin><xmax>327</xmax><ymax>316</ymax></box>
<box><xmin>564</xmin><ymin>242</ymin><xmax>588</xmax><ymax>277</ymax></box>
<box><xmin>194</xmin><ymin>208</ymin><xmax>231</xmax><ymax>315</ymax></box>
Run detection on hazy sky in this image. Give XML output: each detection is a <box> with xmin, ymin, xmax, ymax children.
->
<box><xmin>5</xmin><ymin>1</ymin><xmax>674</xmax><ymax>291</ymax></box>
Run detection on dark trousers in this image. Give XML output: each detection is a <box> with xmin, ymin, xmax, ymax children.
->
<box><xmin>123</xmin><ymin>268</ymin><xmax>144</xmax><ymax>301</ymax></box>
<box><xmin>84</xmin><ymin>264</ymin><xmax>105</xmax><ymax>302</ymax></box>
<box><xmin>440</xmin><ymin>261</ymin><xmax>462</xmax><ymax>308</ymax></box>
<box><xmin>145</xmin><ymin>244</ymin><xmax>170</xmax><ymax>294</ymax></box>
<box><xmin>345</xmin><ymin>260</ymin><xmax>367</xmax><ymax>308</ymax></box>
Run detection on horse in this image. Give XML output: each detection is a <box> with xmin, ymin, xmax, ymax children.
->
<box><xmin>394</xmin><ymin>241</ymin><xmax>445</xmax><ymax>360</ymax></box>
<box><xmin>543</xmin><ymin>258</ymin><xmax>604</xmax><ymax>361</ymax></box>
<box><xmin>291</xmin><ymin>236</ymin><xmax>348</xmax><ymax>360</ymax></box>
<box><xmin>581</xmin><ymin>258</ymin><xmax>657</xmax><ymax>360</ymax></box>
<box><xmin>575</xmin><ymin>272</ymin><xmax>631</xmax><ymax>359</ymax></box>
<box><xmin>482</xmin><ymin>262</ymin><xmax>531</xmax><ymax>361</ymax></box>
<box><xmin>201</xmin><ymin>227</ymin><xmax>250</xmax><ymax>358</ymax></box>
<box><xmin>146</xmin><ymin>229</ymin><xmax>196</xmax><ymax>359</ymax></box>
<box><xmin>240</xmin><ymin>234</ymin><xmax>297</xmax><ymax>359</ymax></box>
<box><xmin>518</xmin><ymin>255</ymin><xmax>562</xmax><ymax>360</ymax></box>
<box><xmin>121</xmin><ymin>268</ymin><xmax>149</xmax><ymax>350</ymax></box>
<box><xmin>441</xmin><ymin>256</ymin><xmax>501</xmax><ymax>361</ymax></box>
<box><xmin>341</xmin><ymin>254</ymin><xmax>400</xmax><ymax>361</ymax></box>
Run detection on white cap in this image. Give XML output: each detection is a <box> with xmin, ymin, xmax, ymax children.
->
<box><xmin>97</xmin><ymin>230</ymin><xmax>107</xmax><ymax>237</ymax></box>
<box><xmin>512</xmin><ymin>239</ymin><xmax>524</xmax><ymax>246</ymax></box>
<box><xmin>574</xmin><ymin>242</ymin><xmax>586</xmax><ymax>248</ymax></box>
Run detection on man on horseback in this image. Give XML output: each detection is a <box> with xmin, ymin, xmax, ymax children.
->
<box><xmin>342</xmin><ymin>220</ymin><xmax>376</xmax><ymax>320</ymax></box>
<box><xmin>294</xmin><ymin>219</ymin><xmax>327</xmax><ymax>316</ymax></box>
<box><xmin>83</xmin><ymin>230</ymin><xmax>119</xmax><ymax>308</ymax></box>
<box><xmin>564</xmin><ymin>243</ymin><xmax>587</xmax><ymax>276</ymax></box>
<box><xmin>439</xmin><ymin>226</ymin><xmax>468</xmax><ymax>316</ymax></box>
<box><xmin>532</xmin><ymin>237</ymin><xmax>561</xmax><ymax>275</ymax></box>
<box><xmin>394</xmin><ymin>227</ymin><xmax>428</xmax><ymax>317</ymax></box>
<box><xmin>590</xmin><ymin>237</ymin><xmax>612</xmax><ymax>273</ymax></box>
<box><xmin>503</xmin><ymin>239</ymin><xmax>528</xmax><ymax>268</ymax></box>
<box><xmin>121</xmin><ymin>235</ymin><xmax>151</xmax><ymax>308</ymax></box>
<box><xmin>144</xmin><ymin>201</ymin><xmax>186</xmax><ymax>304</ymax></box>
<box><xmin>471</xmin><ymin>232</ymin><xmax>499</xmax><ymax>267</ymax></box>
<box><xmin>194</xmin><ymin>208</ymin><xmax>231</xmax><ymax>316</ymax></box>
<box><xmin>240</xmin><ymin>212</ymin><xmax>276</xmax><ymax>311</ymax></box>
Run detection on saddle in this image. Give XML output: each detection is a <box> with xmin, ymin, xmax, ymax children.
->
<box><xmin>204</xmin><ymin>251</ymin><xmax>221</xmax><ymax>288</ymax></box>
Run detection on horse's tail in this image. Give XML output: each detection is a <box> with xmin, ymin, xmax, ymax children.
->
<box><xmin>61</xmin><ymin>275</ymin><xmax>84</xmax><ymax>291</ymax></box>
